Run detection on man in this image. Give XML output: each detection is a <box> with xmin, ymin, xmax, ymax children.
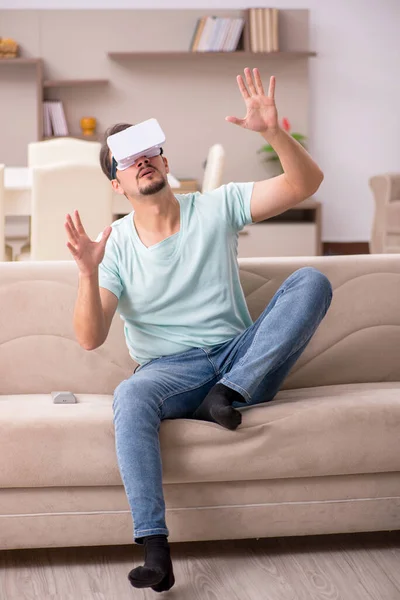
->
<box><xmin>65</xmin><ymin>68</ymin><xmax>332</xmax><ymax>593</ymax></box>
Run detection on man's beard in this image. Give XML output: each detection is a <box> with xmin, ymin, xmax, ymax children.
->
<box><xmin>139</xmin><ymin>175</ymin><xmax>167</xmax><ymax>196</ymax></box>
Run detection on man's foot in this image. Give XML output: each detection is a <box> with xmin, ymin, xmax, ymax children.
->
<box><xmin>128</xmin><ymin>534</ymin><xmax>175</xmax><ymax>592</ymax></box>
<box><xmin>193</xmin><ymin>383</ymin><xmax>244</xmax><ymax>430</ymax></box>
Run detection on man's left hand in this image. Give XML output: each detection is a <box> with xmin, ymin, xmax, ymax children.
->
<box><xmin>226</xmin><ymin>68</ymin><xmax>278</xmax><ymax>135</ymax></box>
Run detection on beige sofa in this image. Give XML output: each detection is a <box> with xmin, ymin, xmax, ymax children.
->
<box><xmin>0</xmin><ymin>255</ymin><xmax>399</xmax><ymax>551</ymax></box>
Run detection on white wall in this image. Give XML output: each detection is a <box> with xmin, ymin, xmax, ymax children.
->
<box><xmin>1</xmin><ymin>0</ymin><xmax>399</xmax><ymax>242</ymax></box>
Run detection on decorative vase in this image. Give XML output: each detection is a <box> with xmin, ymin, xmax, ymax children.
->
<box><xmin>80</xmin><ymin>117</ymin><xmax>97</xmax><ymax>136</ymax></box>
<box><xmin>0</xmin><ymin>37</ymin><xmax>19</xmax><ymax>58</ymax></box>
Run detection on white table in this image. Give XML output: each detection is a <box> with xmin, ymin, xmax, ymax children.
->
<box><xmin>3</xmin><ymin>168</ymin><xmax>198</xmax><ymax>256</ymax></box>
<box><xmin>4</xmin><ymin>169</ymin><xmax>321</xmax><ymax>256</ymax></box>
<box><xmin>4</xmin><ymin>167</ymin><xmax>189</xmax><ymax>217</ymax></box>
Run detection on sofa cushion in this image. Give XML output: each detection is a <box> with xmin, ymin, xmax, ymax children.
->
<box><xmin>1</xmin><ymin>382</ymin><xmax>399</xmax><ymax>489</ymax></box>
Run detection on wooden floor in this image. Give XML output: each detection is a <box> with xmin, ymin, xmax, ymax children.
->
<box><xmin>1</xmin><ymin>532</ymin><xmax>399</xmax><ymax>600</ymax></box>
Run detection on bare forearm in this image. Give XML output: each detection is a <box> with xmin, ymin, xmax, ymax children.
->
<box><xmin>74</xmin><ymin>271</ymin><xmax>107</xmax><ymax>350</ymax></box>
<box><xmin>262</xmin><ymin>127</ymin><xmax>324</xmax><ymax>198</ymax></box>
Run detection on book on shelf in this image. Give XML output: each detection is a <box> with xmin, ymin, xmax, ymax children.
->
<box><xmin>43</xmin><ymin>101</ymin><xmax>69</xmax><ymax>137</ymax></box>
<box><xmin>271</xmin><ymin>8</ymin><xmax>279</xmax><ymax>52</ymax></box>
<box><xmin>190</xmin><ymin>15</ymin><xmax>245</xmax><ymax>52</ymax></box>
<box><xmin>247</xmin><ymin>7</ymin><xmax>279</xmax><ymax>53</ymax></box>
<box><xmin>43</xmin><ymin>102</ymin><xmax>52</xmax><ymax>138</ymax></box>
<box><xmin>190</xmin><ymin>17</ymin><xmax>206</xmax><ymax>52</ymax></box>
<box><xmin>256</xmin><ymin>8</ymin><xmax>264</xmax><ymax>53</ymax></box>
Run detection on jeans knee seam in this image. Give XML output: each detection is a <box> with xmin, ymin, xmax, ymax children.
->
<box><xmin>251</xmin><ymin>333</ymin><xmax>311</xmax><ymax>394</ymax></box>
<box><xmin>220</xmin><ymin>332</ymin><xmax>254</xmax><ymax>375</ymax></box>
<box><xmin>231</xmin><ymin>306</ymin><xmax>269</xmax><ymax>374</ymax></box>
<box><xmin>201</xmin><ymin>348</ymin><xmax>219</xmax><ymax>376</ymax></box>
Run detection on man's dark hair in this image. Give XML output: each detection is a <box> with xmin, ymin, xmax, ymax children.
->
<box><xmin>99</xmin><ymin>123</ymin><xmax>133</xmax><ymax>180</ymax></box>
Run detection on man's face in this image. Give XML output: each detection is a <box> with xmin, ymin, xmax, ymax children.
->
<box><xmin>111</xmin><ymin>153</ymin><xmax>169</xmax><ymax>199</ymax></box>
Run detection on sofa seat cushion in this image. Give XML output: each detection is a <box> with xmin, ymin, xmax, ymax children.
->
<box><xmin>1</xmin><ymin>382</ymin><xmax>399</xmax><ymax>488</ymax></box>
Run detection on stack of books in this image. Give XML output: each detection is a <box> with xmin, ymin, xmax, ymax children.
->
<box><xmin>43</xmin><ymin>101</ymin><xmax>69</xmax><ymax>137</ymax></box>
<box><xmin>247</xmin><ymin>8</ymin><xmax>279</xmax><ymax>53</ymax></box>
<box><xmin>190</xmin><ymin>16</ymin><xmax>245</xmax><ymax>52</ymax></box>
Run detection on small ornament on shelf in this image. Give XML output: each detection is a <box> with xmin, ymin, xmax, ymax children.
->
<box><xmin>0</xmin><ymin>38</ymin><xmax>19</xmax><ymax>59</ymax></box>
<box><xmin>80</xmin><ymin>117</ymin><xmax>97</xmax><ymax>137</ymax></box>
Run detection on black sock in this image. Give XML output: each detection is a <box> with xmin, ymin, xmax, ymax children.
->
<box><xmin>193</xmin><ymin>383</ymin><xmax>244</xmax><ymax>430</ymax></box>
<box><xmin>128</xmin><ymin>534</ymin><xmax>175</xmax><ymax>592</ymax></box>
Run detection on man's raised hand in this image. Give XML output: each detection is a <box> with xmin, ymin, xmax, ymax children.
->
<box><xmin>226</xmin><ymin>68</ymin><xmax>278</xmax><ymax>134</ymax></box>
<box><xmin>65</xmin><ymin>210</ymin><xmax>112</xmax><ymax>276</ymax></box>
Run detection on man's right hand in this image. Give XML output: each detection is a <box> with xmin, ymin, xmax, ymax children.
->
<box><xmin>65</xmin><ymin>210</ymin><xmax>112</xmax><ymax>277</ymax></box>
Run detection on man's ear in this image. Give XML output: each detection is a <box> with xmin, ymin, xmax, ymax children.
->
<box><xmin>162</xmin><ymin>156</ymin><xmax>169</xmax><ymax>174</ymax></box>
<box><xmin>111</xmin><ymin>178</ymin><xmax>125</xmax><ymax>196</ymax></box>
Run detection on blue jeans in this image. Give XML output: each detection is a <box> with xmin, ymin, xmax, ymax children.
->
<box><xmin>113</xmin><ymin>267</ymin><xmax>332</xmax><ymax>542</ymax></box>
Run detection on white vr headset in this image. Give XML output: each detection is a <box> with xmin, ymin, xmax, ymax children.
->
<box><xmin>107</xmin><ymin>118</ymin><xmax>166</xmax><ymax>178</ymax></box>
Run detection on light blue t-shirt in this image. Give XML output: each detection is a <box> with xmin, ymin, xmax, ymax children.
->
<box><xmin>99</xmin><ymin>182</ymin><xmax>255</xmax><ymax>365</ymax></box>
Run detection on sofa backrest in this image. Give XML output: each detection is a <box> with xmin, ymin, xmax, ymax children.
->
<box><xmin>0</xmin><ymin>255</ymin><xmax>399</xmax><ymax>394</ymax></box>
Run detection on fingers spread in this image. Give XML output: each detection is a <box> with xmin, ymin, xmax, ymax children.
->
<box><xmin>66</xmin><ymin>241</ymin><xmax>78</xmax><ymax>256</ymax></box>
<box><xmin>268</xmin><ymin>75</ymin><xmax>276</xmax><ymax>99</ymax></box>
<box><xmin>65</xmin><ymin>221</ymin><xmax>79</xmax><ymax>244</ymax></box>
<box><xmin>225</xmin><ymin>116</ymin><xmax>245</xmax><ymax>127</ymax></box>
<box><xmin>237</xmin><ymin>75</ymin><xmax>250</xmax><ymax>100</ymax></box>
<box><xmin>253</xmin><ymin>68</ymin><xmax>265</xmax><ymax>95</ymax></box>
<box><xmin>100</xmin><ymin>226</ymin><xmax>112</xmax><ymax>245</ymax></box>
<box><xmin>66</xmin><ymin>213</ymin><xmax>79</xmax><ymax>238</ymax></box>
<box><xmin>244</xmin><ymin>67</ymin><xmax>257</xmax><ymax>95</ymax></box>
<box><xmin>74</xmin><ymin>210</ymin><xmax>87</xmax><ymax>235</ymax></box>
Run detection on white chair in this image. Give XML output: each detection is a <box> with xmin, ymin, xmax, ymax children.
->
<box><xmin>369</xmin><ymin>173</ymin><xmax>400</xmax><ymax>253</ymax></box>
<box><xmin>0</xmin><ymin>165</ymin><xmax>13</xmax><ymax>261</ymax></box>
<box><xmin>201</xmin><ymin>144</ymin><xmax>225</xmax><ymax>193</ymax></box>
<box><xmin>28</xmin><ymin>138</ymin><xmax>101</xmax><ymax>168</ymax></box>
<box><xmin>17</xmin><ymin>163</ymin><xmax>113</xmax><ymax>261</ymax></box>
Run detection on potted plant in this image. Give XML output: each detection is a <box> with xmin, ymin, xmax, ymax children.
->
<box><xmin>258</xmin><ymin>117</ymin><xmax>306</xmax><ymax>174</ymax></box>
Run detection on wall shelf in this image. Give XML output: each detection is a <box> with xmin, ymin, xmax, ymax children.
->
<box><xmin>43</xmin><ymin>78</ymin><xmax>109</xmax><ymax>88</ymax></box>
<box><xmin>43</xmin><ymin>134</ymin><xmax>100</xmax><ymax>141</ymax></box>
<box><xmin>0</xmin><ymin>58</ymin><xmax>41</xmax><ymax>65</ymax></box>
<box><xmin>1</xmin><ymin>8</ymin><xmax>314</xmax><ymax>176</ymax></box>
<box><xmin>108</xmin><ymin>51</ymin><xmax>316</xmax><ymax>60</ymax></box>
